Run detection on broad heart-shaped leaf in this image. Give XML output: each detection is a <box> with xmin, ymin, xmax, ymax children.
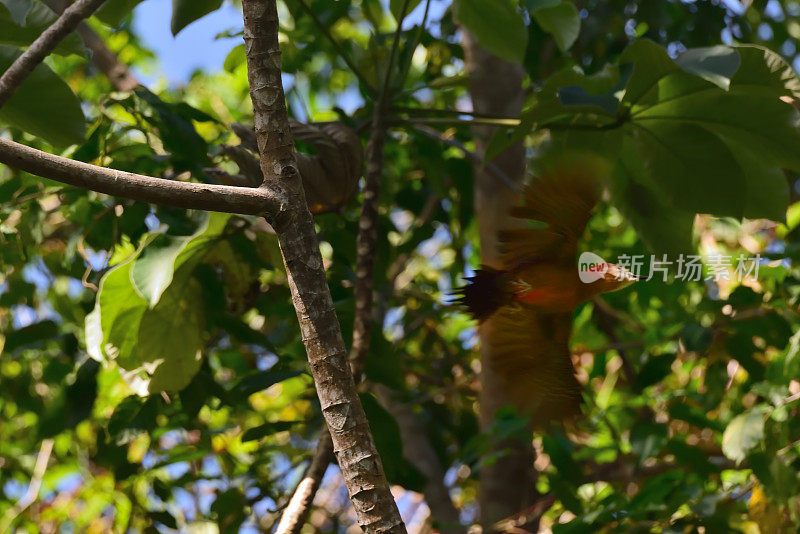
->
<box><xmin>722</xmin><ymin>406</ymin><xmax>768</xmax><ymax>464</ymax></box>
<box><xmin>131</xmin><ymin>212</ymin><xmax>230</xmax><ymax>307</ymax></box>
<box><xmin>531</xmin><ymin>1</ymin><xmax>580</xmax><ymax>52</ymax></box>
<box><xmin>454</xmin><ymin>0</ymin><xmax>528</xmax><ymax>64</ymax></box>
<box><xmin>0</xmin><ymin>0</ymin><xmax>30</xmax><ymax>25</ymax></box>
<box><xmin>0</xmin><ymin>2</ymin><xmax>83</xmax><ymax>55</ymax></box>
<box><xmin>513</xmin><ymin>40</ymin><xmax>800</xmax><ymax>253</ymax></box>
<box><xmin>609</xmin><ymin>137</ymin><xmax>695</xmax><ymax>256</ymax></box>
<box><xmin>0</xmin><ymin>45</ymin><xmax>85</xmax><ymax>147</ymax></box>
<box><xmin>390</xmin><ymin>0</ymin><xmax>422</xmax><ymax>21</ymax></box>
<box><xmin>171</xmin><ymin>0</ymin><xmax>223</xmax><ymax>36</ymax></box>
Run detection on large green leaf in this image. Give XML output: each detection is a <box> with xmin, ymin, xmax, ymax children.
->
<box><xmin>531</xmin><ymin>1</ymin><xmax>580</xmax><ymax>52</ymax></box>
<box><xmin>512</xmin><ymin>40</ymin><xmax>800</xmax><ymax>253</ymax></box>
<box><xmin>0</xmin><ymin>2</ymin><xmax>83</xmax><ymax>55</ymax></box>
<box><xmin>131</xmin><ymin>212</ymin><xmax>230</xmax><ymax>307</ymax></box>
<box><xmin>0</xmin><ymin>45</ymin><xmax>85</xmax><ymax>147</ymax></box>
<box><xmin>171</xmin><ymin>0</ymin><xmax>223</xmax><ymax>36</ymax></box>
<box><xmin>454</xmin><ymin>0</ymin><xmax>528</xmax><ymax>63</ymax></box>
<box><xmin>86</xmin><ymin>213</ymin><xmax>230</xmax><ymax>393</ymax></box>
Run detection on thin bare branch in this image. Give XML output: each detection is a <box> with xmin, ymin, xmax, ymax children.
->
<box><xmin>0</xmin><ymin>137</ymin><xmax>279</xmax><ymax>214</ymax></box>
<box><xmin>0</xmin><ymin>439</ymin><xmax>54</xmax><ymax>532</ymax></box>
<box><xmin>0</xmin><ymin>0</ymin><xmax>108</xmax><ymax>109</ymax></box>
<box><xmin>274</xmin><ymin>433</ymin><xmax>334</xmax><ymax>534</ymax></box>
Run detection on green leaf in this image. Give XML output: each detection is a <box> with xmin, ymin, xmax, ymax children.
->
<box><xmin>0</xmin><ymin>0</ymin><xmax>31</xmax><ymax>25</ymax></box>
<box><xmin>95</xmin><ymin>0</ymin><xmax>146</xmax><ymax>27</ymax></box>
<box><xmin>526</xmin><ymin>0</ymin><xmax>560</xmax><ymax>10</ymax></box>
<box><xmin>722</xmin><ymin>406</ymin><xmax>768</xmax><ymax>464</ymax></box>
<box><xmin>0</xmin><ymin>45</ymin><xmax>85</xmax><ymax>147</ymax></box>
<box><xmin>674</xmin><ymin>46</ymin><xmax>740</xmax><ymax>90</ymax></box>
<box><xmin>631</xmin><ymin>121</ymin><xmax>746</xmax><ymax>217</ymax></box>
<box><xmin>454</xmin><ymin>0</ymin><xmax>528</xmax><ymax>63</ymax></box>
<box><xmin>241</xmin><ymin>421</ymin><xmax>298</xmax><ymax>442</ymax></box>
<box><xmin>130</xmin><ymin>212</ymin><xmax>230</xmax><ymax>307</ymax></box>
<box><xmin>532</xmin><ymin>1</ymin><xmax>580</xmax><ymax>52</ymax></box>
<box><xmin>171</xmin><ymin>0</ymin><xmax>223</xmax><ymax>36</ymax></box>
<box><xmin>233</xmin><ymin>369</ymin><xmax>303</xmax><ymax>398</ymax></box>
<box><xmin>0</xmin><ymin>2</ymin><xmax>83</xmax><ymax>55</ymax></box>
<box><xmin>610</xmin><ymin>137</ymin><xmax>695</xmax><ymax>255</ymax></box>
<box><xmin>136</xmin><ymin>279</ymin><xmax>205</xmax><ymax>393</ymax></box>
<box><xmin>390</xmin><ymin>0</ymin><xmax>422</xmax><ymax>21</ymax></box>
<box><xmin>630</xmin><ymin>422</ymin><xmax>668</xmax><ymax>464</ymax></box>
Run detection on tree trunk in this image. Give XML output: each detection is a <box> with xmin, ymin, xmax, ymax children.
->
<box><xmin>241</xmin><ymin>2</ymin><xmax>405</xmax><ymax>532</ymax></box>
<box><xmin>461</xmin><ymin>32</ymin><xmax>539</xmax><ymax>530</ymax></box>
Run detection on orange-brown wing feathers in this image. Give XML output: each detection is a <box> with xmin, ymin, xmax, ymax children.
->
<box><xmin>483</xmin><ymin>306</ymin><xmax>582</xmax><ymax>427</ymax></box>
<box><xmin>499</xmin><ymin>162</ymin><xmax>601</xmax><ymax>267</ymax></box>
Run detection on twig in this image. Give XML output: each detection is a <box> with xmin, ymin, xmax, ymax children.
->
<box><xmin>0</xmin><ymin>137</ymin><xmax>279</xmax><ymax>215</ymax></box>
<box><xmin>0</xmin><ymin>0</ymin><xmax>108</xmax><ymax>109</ymax></box>
<box><xmin>412</xmin><ymin>124</ymin><xmax>518</xmax><ymax>191</ymax></box>
<box><xmin>293</xmin><ymin>0</ymin><xmax>376</xmax><ymax>95</ymax></box>
<box><xmin>0</xmin><ymin>439</ymin><xmax>54</xmax><ymax>532</ymax></box>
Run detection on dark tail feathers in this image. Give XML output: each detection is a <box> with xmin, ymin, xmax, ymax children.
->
<box><xmin>454</xmin><ymin>267</ymin><xmax>510</xmax><ymax>321</ymax></box>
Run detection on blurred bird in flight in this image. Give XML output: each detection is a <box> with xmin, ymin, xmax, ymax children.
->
<box><xmin>457</xmin><ymin>160</ymin><xmax>639</xmax><ymax>426</ymax></box>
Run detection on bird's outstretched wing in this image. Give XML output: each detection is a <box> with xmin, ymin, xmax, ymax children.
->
<box><xmin>482</xmin><ymin>305</ymin><xmax>582</xmax><ymax>427</ymax></box>
<box><xmin>498</xmin><ymin>161</ymin><xmax>601</xmax><ymax>269</ymax></box>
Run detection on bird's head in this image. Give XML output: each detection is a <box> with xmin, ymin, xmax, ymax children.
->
<box><xmin>585</xmin><ymin>263</ymin><xmax>640</xmax><ymax>296</ymax></box>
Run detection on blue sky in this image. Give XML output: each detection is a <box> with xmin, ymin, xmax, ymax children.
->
<box><xmin>130</xmin><ymin>0</ymin><xmax>448</xmax><ymax>85</ymax></box>
<box><xmin>132</xmin><ymin>0</ymin><xmax>244</xmax><ymax>85</ymax></box>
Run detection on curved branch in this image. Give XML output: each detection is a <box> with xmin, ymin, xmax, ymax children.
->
<box><xmin>0</xmin><ymin>137</ymin><xmax>279</xmax><ymax>215</ymax></box>
<box><xmin>0</xmin><ymin>0</ymin><xmax>108</xmax><ymax>109</ymax></box>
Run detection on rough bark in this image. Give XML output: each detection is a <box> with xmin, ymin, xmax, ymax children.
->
<box><xmin>461</xmin><ymin>32</ymin><xmax>538</xmax><ymax>530</ymax></box>
<box><xmin>350</xmin><ymin>124</ymin><xmax>385</xmax><ymax>379</ymax></box>
<box><xmin>0</xmin><ymin>0</ymin><xmax>107</xmax><ymax>108</ymax></box>
<box><xmin>241</xmin><ymin>2</ymin><xmax>405</xmax><ymax>532</ymax></box>
<box><xmin>0</xmin><ymin>137</ymin><xmax>277</xmax><ymax>214</ymax></box>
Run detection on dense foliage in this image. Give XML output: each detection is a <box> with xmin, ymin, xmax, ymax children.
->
<box><xmin>4</xmin><ymin>0</ymin><xmax>800</xmax><ymax>532</ymax></box>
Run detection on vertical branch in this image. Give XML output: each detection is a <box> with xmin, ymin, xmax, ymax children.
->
<box><xmin>350</xmin><ymin>124</ymin><xmax>385</xmax><ymax>377</ymax></box>
<box><xmin>241</xmin><ymin>2</ymin><xmax>405</xmax><ymax>533</ymax></box>
<box><xmin>0</xmin><ymin>0</ymin><xmax>108</xmax><ymax>108</ymax></box>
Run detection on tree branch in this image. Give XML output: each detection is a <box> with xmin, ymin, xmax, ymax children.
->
<box><xmin>241</xmin><ymin>2</ymin><xmax>405</xmax><ymax>532</ymax></box>
<box><xmin>0</xmin><ymin>439</ymin><xmax>54</xmax><ymax>532</ymax></box>
<box><xmin>42</xmin><ymin>0</ymin><xmax>140</xmax><ymax>91</ymax></box>
<box><xmin>372</xmin><ymin>384</ymin><xmax>463</xmax><ymax>534</ymax></box>
<box><xmin>275</xmin><ymin>432</ymin><xmax>334</xmax><ymax>534</ymax></box>
<box><xmin>0</xmin><ymin>0</ymin><xmax>108</xmax><ymax>109</ymax></box>
<box><xmin>0</xmin><ymin>137</ymin><xmax>278</xmax><ymax>214</ymax></box>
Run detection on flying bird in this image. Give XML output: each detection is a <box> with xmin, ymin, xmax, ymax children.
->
<box><xmin>457</xmin><ymin>161</ymin><xmax>638</xmax><ymax>426</ymax></box>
